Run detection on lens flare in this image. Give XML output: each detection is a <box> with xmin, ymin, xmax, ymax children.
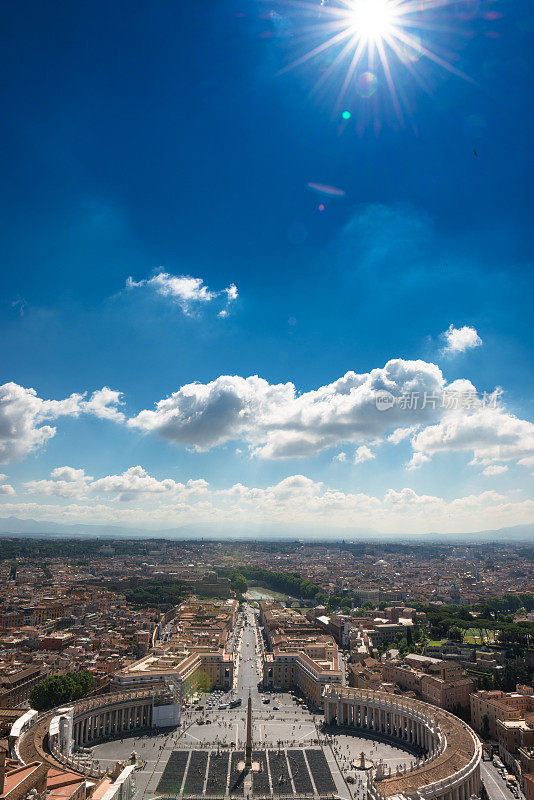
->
<box><xmin>307</xmin><ymin>181</ymin><xmax>346</xmax><ymax>196</ymax></box>
<box><xmin>281</xmin><ymin>0</ymin><xmax>475</xmax><ymax>122</ymax></box>
<box><xmin>356</xmin><ymin>70</ymin><xmax>378</xmax><ymax>97</ymax></box>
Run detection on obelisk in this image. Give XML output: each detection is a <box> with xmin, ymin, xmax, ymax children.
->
<box><xmin>245</xmin><ymin>693</ymin><xmax>252</xmax><ymax>769</ymax></box>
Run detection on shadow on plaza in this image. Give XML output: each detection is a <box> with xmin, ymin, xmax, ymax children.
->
<box><xmin>321</xmin><ymin>723</ymin><xmax>424</xmax><ymax>758</ymax></box>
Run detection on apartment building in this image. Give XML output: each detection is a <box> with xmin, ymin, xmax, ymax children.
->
<box><xmin>348</xmin><ymin>658</ymin><xmax>384</xmax><ymax>690</ymax></box>
<box><xmin>111</xmin><ymin>599</ymin><xmax>237</xmax><ymax>700</ymax></box>
<box><xmin>0</xmin><ymin>664</ymin><xmax>48</xmax><ymax>709</ymax></box>
<box><xmin>478</xmin><ymin>686</ymin><xmax>534</xmax><ymax>781</ymax></box>
<box><xmin>259</xmin><ymin>601</ymin><xmax>342</xmax><ymax>708</ymax></box>
<box><xmin>470</xmin><ymin>688</ymin><xmax>533</xmax><ymax>738</ymax></box>
<box><xmin>382</xmin><ymin>653</ymin><xmax>475</xmax><ymax>711</ymax></box>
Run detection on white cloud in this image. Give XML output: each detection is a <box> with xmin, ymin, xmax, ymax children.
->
<box><xmin>0</xmin><ymin>474</ymin><xmax>15</xmax><ymax>496</ymax></box>
<box><xmin>354</xmin><ymin>445</ymin><xmax>375</xmax><ymax>464</ymax></box>
<box><xmin>128</xmin><ymin>360</ymin><xmax>446</xmax><ymax>458</ymax></box>
<box><xmin>225</xmin><ymin>284</ymin><xmax>238</xmax><ymax>302</ymax></box>
<box><xmin>127</xmin><ymin>359</ymin><xmax>534</xmax><ymax>470</ymax></box>
<box><xmin>0</xmin><ymin>382</ymin><xmax>124</xmax><ymax>465</ymax></box>
<box><xmin>441</xmin><ymin>324</ymin><xmax>482</xmax><ymax>355</ymax></box>
<box><xmin>406</xmin><ymin>452</ymin><xmax>431</xmax><ymax>470</ymax></box>
<box><xmin>410</xmin><ymin>404</ymin><xmax>534</xmax><ymax>467</ymax></box>
<box><xmin>91</xmin><ymin>466</ymin><xmax>183</xmax><ymax>502</ymax></box>
<box><xmin>128</xmin><ymin>374</ymin><xmax>296</xmax><ymax>451</ymax></box>
<box><xmin>126</xmin><ymin>271</ymin><xmax>238</xmax><ymax>316</ymax></box>
<box><xmin>7</xmin><ymin>467</ymin><xmax>534</xmax><ymax>533</ymax></box>
<box><xmin>24</xmin><ymin>465</ymin><xmax>204</xmax><ymax>504</ymax></box>
<box><xmin>83</xmin><ymin>388</ymin><xmax>125</xmax><ymax>421</ymax></box>
<box><xmin>333</xmin><ymin>452</ymin><xmax>347</xmax><ymax>462</ymax></box>
<box><xmin>482</xmin><ymin>464</ymin><xmax>509</xmax><ymax>476</ymax></box>
<box><xmin>388</xmin><ymin>426</ymin><xmax>417</xmax><ymax>445</ymax></box>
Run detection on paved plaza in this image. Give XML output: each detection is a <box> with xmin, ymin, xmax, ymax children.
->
<box><xmin>90</xmin><ymin>606</ymin><xmax>416</xmax><ymax>800</ymax></box>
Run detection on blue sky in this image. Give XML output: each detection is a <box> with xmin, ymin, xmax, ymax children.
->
<box><xmin>1</xmin><ymin>0</ymin><xmax>533</xmax><ymax>535</ymax></box>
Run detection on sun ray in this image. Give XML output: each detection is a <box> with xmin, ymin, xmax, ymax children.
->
<box><xmin>336</xmin><ymin>36</ymin><xmax>368</xmax><ymax>107</ymax></box>
<box><xmin>278</xmin><ymin>25</ymin><xmax>355</xmax><ymax>73</ymax></box>
<box><xmin>278</xmin><ymin>0</ymin><xmax>474</xmax><ymax>123</ymax></box>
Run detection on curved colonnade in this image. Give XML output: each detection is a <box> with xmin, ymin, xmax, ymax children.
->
<box><xmin>16</xmin><ymin>690</ymin><xmax>163</xmax><ymax>777</ymax></box>
<box><xmin>65</xmin><ymin>690</ymin><xmax>154</xmax><ymax>747</ymax></box>
<box><xmin>15</xmin><ymin>683</ymin><xmax>481</xmax><ymax>800</ymax></box>
<box><xmin>323</xmin><ymin>685</ymin><xmax>481</xmax><ymax>800</ymax></box>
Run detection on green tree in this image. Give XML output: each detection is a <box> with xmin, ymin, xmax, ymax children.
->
<box><xmin>230</xmin><ymin>573</ymin><xmax>248</xmax><ymax>595</ymax></box>
<box><xmin>30</xmin><ymin>670</ymin><xmax>94</xmax><ymax>711</ymax></box>
<box><xmin>448</xmin><ymin>626</ymin><xmax>463</xmax><ymax>642</ymax></box>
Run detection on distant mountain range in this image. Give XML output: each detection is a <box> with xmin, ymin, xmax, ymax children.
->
<box><xmin>0</xmin><ymin>515</ymin><xmax>532</xmax><ymax>543</ymax></box>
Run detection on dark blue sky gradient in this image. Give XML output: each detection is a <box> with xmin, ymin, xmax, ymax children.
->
<box><xmin>0</xmin><ymin>0</ymin><xmax>533</xmax><ymax>507</ymax></box>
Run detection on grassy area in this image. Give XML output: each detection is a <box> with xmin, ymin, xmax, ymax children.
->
<box><xmin>464</xmin><ymin>628</ymin><xmax>498</xmax><ymax>645</ymax></box>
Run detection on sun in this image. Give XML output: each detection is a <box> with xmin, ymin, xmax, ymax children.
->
<box><xmin>347</xmin><ymin>0</ymin><xmax>398</xmax><ymax>42</ymax></box>
<box><xmin>281</xmin><ymin>0</ymin><xmax>470</xmax><ymax>122</ymax></box>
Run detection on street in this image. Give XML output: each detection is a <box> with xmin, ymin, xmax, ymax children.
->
<box><xmin>481</xmin><ymin>762</ymin><xmax>524</xmax><ymax>800</ymax></box>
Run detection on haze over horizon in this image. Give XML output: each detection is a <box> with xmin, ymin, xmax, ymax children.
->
<box><xmin>1</xmin><ymin>0</ymin><xmax>534</xmax><ymax>537</ymax></box>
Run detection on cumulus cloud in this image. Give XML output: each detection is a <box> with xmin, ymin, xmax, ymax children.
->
<box><xmin>128</xmin><ymin>375</ymin><xmax>296</xmax><ymax>451</ymax></box>
<box><xmin>483</xmin><ymin>464</ymin><xmax>509</xmax><ymax>476</ymax></box>
<box><xmin>410</xmin><ymin>404</ymin><xmax>534</xmax><ymax>468</ymax></box>
<box><xmin>333</xmin><ymin>452</ymin><xmax>347</xmax><ymax>463</ymax></box>
<box><xmin>83</xmin><ymin>388</ymin><xmax>125</xmax><ymax>421</ymax></box>
<box><xmin>24</xmin><ymin>465</ymin><xmax>207</xmax><ymax>504</ymax></box>
<box><xmin>0</xmin><ymin>383</ymin><xmax>124</xmax><ymax>464</ymax></box>
<box><xmin>126</xmin><ymin>359</ymin><xmax>534</xmax><ymax>470</ymax></box>
<box><xmin>128</xmin><ymin>360</ymin><xmax>447</xmax><ymax>459</ymax></box>
<box><xmin>8</xmin><ymin>466</ymin><xmax>534</xmax><ymax>533</ymax></box>
<box><xmin>354</xmin><ymin>445</ymin><xmax>375</xmax><ymax>464</ymax></box>
<box><xmin>126</xmin><ymin>271</ymin><xmax>238</xmax><ymax>316</ymax></box>
<box><xmin>0</xmin><ymin>474</ymin><xmax>15</xmax><ymax>496</ymax></box>
<box><xmin>441</xmin><ymin>324</ymin><xmax>482</xmax><ymax>355</ymax></box>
